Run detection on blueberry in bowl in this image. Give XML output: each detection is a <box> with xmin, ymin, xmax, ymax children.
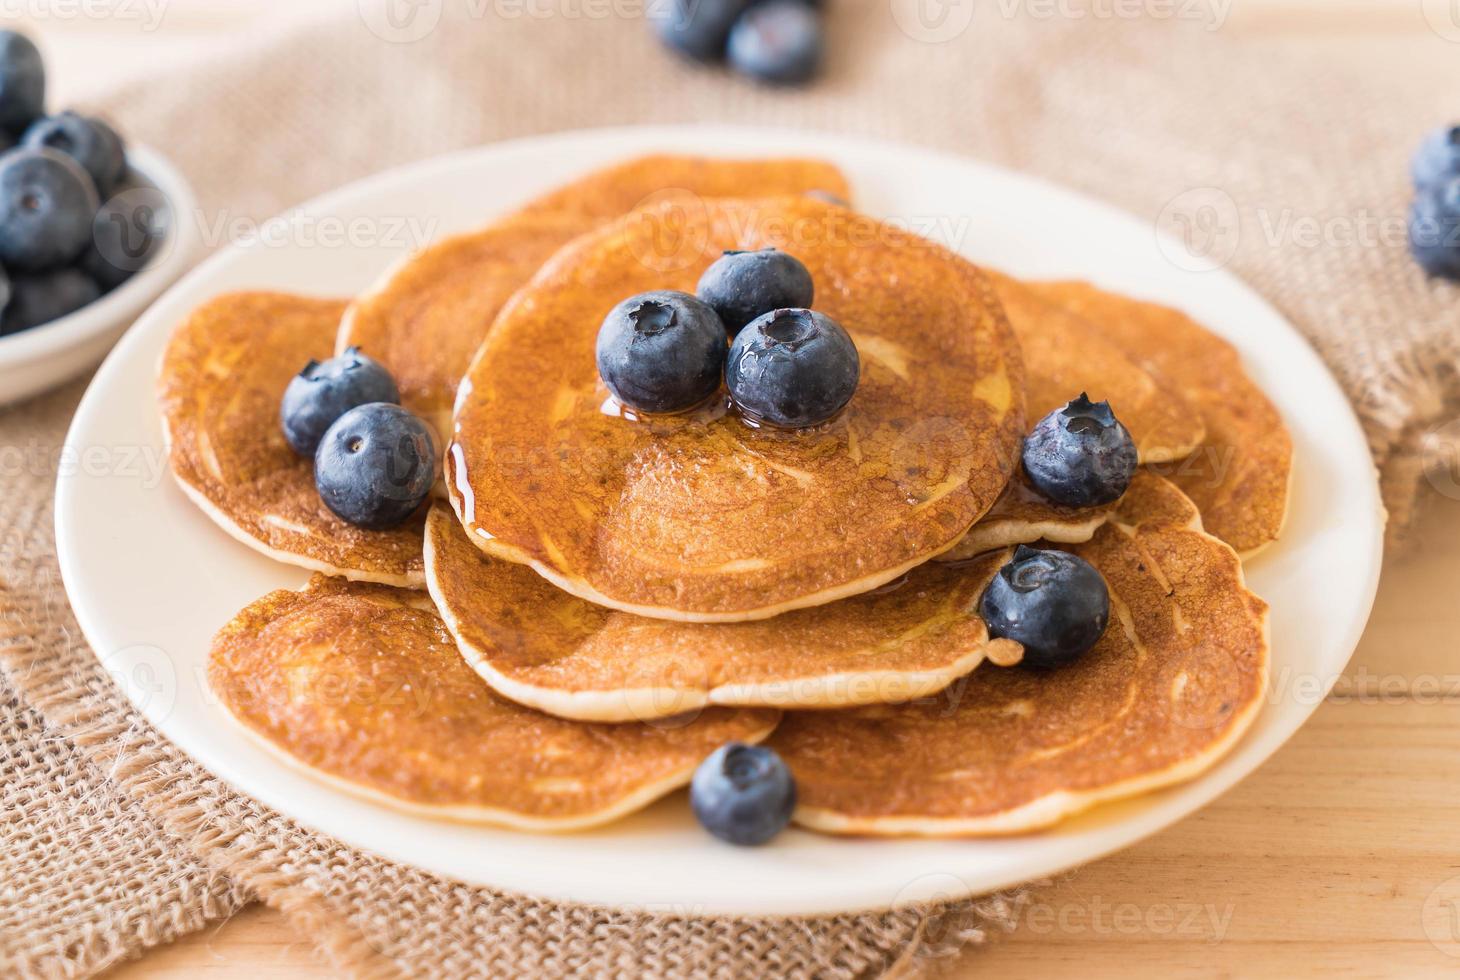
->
<box><xmin>0</xmin><ymin>147</ymin><xmax>99</xmax><ymax>272</ymax></box>
<box><xmin>1022</xmin><ymin>393</ymin><xmax>1138</xmax><ymax>507</ymax></box>
<box><xmin>0</xmin><ymin>30</ymin><xmax>197</xmax><ymax>407</ymax></box>
<box><xmin>23</xmin><ymin>110</ymin><xmax>126</xmax><ymax>199</ymax></box>
<box><xmin>2</xmin><ymin>267</ymin><xmax>99</xmax><ymax>335</ymax></box>
<box><xmin>691</xmin><ymin>742</ymin><xmax>796</xmax><ymax>846</ymax></box>
<box><xmin>980</xmin><ymin>545</ymin><xmax>1111</xmax><ymax>670</ymax></box>
<box><xmin>596</xmin><ymin>290</ymin><xmax>728</xmax><ymax>414</ymax></box>
<box><xmin>725</xmin><ymin>308</ymin><xmax>859</xmax><ymax>428</ymax></box>
<box><xmin>281</xmin><ymin>347</ymin><xmax>401</xmax><ymax>457</ymax></box>
<box><xmin>0</xmin><ymin>30</ymin><xmax>44</xmax><ymax>134</ymax></box>
<box><xmin>314</xmin><ymin>403</ymin><xmax>437</xmax><ymax>530</ymax></box>
<box><xmin>697</xmin><ymin>248</ymin><xmax>814</xmax><ymax>336</ymax></box>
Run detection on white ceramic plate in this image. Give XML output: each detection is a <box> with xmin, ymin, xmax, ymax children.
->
<box><xmin>0</xmin><ymin>145</ymin><xmax>200</xmax><ymax>406</ymax></box>
<box><xmin>54</xmin><ymin>126</ymin><xmax>1384</xmax><ymax>916</ymax></box>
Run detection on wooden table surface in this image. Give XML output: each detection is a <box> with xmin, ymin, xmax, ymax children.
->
<box><xmin>24</xmin><ymin>3</ymin><xmax>1454</xmax><ymax>976</ymax></box>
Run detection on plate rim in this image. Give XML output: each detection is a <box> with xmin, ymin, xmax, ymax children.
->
<box><xmin>53</xmin><ymin>124</ymin><xmax>1386</xmax><ymax>916</ymax></box>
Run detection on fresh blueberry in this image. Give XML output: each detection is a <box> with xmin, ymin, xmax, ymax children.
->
<box><xmin>1022</xmin><ymin>394</ymin><xmax>1137</xmax><ymax>507</ymax></box>
<box><xmin>980</xmin><ymin>545</ymin><xmax>1110</xmax><ymax>669</ymax></box>
<box><xmin>697</xmin><ymin>248</ymin><xmax>814</xmax><ymax>336</ymax></box>
<box><xmin>314</xmin><ymin>403</ymin><xmax>436</xmax><ymax>530</ymax></box>
<box><xmin>1</xmin><ymin>267</ymin><xmax>99</xmax><ymax>334</ymax></box>
<box><xmin>727</xmin><ymin>0</ymin><xmax>823</xmax><ymax>86</ymax></box>
<box><xmin>650</xmin><ymin>0</ymin><xmax>748</xmax><ymax>63</ymax></box>
<box><xmin>596</xmin><ymin>290</ymin><xmax>727</xmax><ymax>414</ymax></box>
<box><xmin>79</xmin><ymin>188</ymin><xmax>166</xmax><ymax>291</ymax></box>
<box><xmin>726</xmin><ymin>308</ymin><xmax>858</xmax><ymax>428</ymax></box>
<box><xmin>0</xmin><ymin>32</ymin><xmax>45</xmax><ymax>134</ymax></box>
<box><xmin>690</xmin><ymin>742</ymin><xmax>796</xmax><ymax>846</ymax></box>
<box><xmin>0</xmin><ymin>148</ymin><xmax>99</xmax><ymax>271</ymax></box>
<box><xmin>280</xmin><ymin>347</ymin><xmax>400</xmax><ymax>457</ymax></box>
<box><xmin>23</xmin><ymin>111</ymin><xmax>126</xmax><ymax>198</ymax></box>
<box><xmin>1409</xmin><ymin>177</ymin><xmax>1460</xmax><ymax>280</ymax></box>
<box><xmin>1412</xmin><ymin>124</ymin><xmax>1460</xmax><ymax>190</ymax></box>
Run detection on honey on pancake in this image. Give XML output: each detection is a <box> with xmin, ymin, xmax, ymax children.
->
<box><xmin>449</xmin><ymin>196</ymin><xmax>1026</xmax><ymax>622</ymax></box>
<box><xmin>772</xmin><ymin>472</ymin><xmax>1270</xmax><ymax>837</ymax></box>
<box><xmin>159</xmin><ymin>292</ymin><xmax>427</xmax><ymax>587</ymax></box>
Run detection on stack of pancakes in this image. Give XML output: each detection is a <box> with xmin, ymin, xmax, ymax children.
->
<box><xmin>159</xmin><ymin>156</ymin><xmax>1288</xmax><ymax>836</ymax></box>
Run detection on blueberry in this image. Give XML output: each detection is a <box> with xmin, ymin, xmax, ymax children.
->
<box><xmin>280</xmin><ymin>347</ymin><xmax>400</xmax><ymax>457</ymax></box>
<box><xmin>314</xmin><ymin>403</ymin><xmax>436</xmax><ymax>530</ymax></box>
<box><xmin>1412</xmin><ymin>124</ymin><xmax>1460</xmax><ymax>190</ymax></box>
<box><xmin>690</xmin><ymin>742</ymin><xmax>796</xmax><ymax>846</ymax></box>
<box><xmin>1022</xmin><ymin>394</ymin><xmax>1137</xmax><ymax>507</ymax></box>
<box><xmin>726</xmin><ymin>308</ymin><xmax>858</xmax><ymax>428</ymax></box>
<box><xmin>697</xmin><ymin>248</ymin><xmax>814</xmax><ymax>336</ymax></box>
<box><xmin>650</xmin><ymin>0</ymin><xmax>748</xmax><ymax>63</ymax></box>
<box><xmin>79</xmin><ymin>188</ymin><xmax>167</xmax><ymax>291</ymax></box>
<box><xmin>1</xmin><ymin>267</ymin><xmax>99</xmax><ymax>334</ymax></box>
<box><xmin>23</xmin><ymin>111</ymin><xmax>126</xmax><ymax>198</ymax></box>
<box><xmin>0</xmin><ymin>32</ymin><xmax>45</xmax><ymax>134</ymax></box>
<box><xmin>1409</xmin><ymin>177</ymin><xmax>1460</xmax><ymax>280</ymax></box>
<box><xmin>980</xmin><ymin>545</ymin><xmax>1110</xmax><ymax>669</ymax></box>
<box><xmin>0</xmin><ymin>148</ymin><xmax>99</xmax><ymax>271</ymax></box>
<box><xmin>727</xmin><ymin>0</ymin><xmax>823</xmax><ymax>86</ymax></box>
<box><xmin>596</xmin><ymin>290</ymin><xmax>727</xmax><ymax>414</ymax></box>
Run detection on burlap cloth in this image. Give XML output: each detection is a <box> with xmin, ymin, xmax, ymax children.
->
<box><xmin>1</xmin><ymin>2</ymin><xmax>1455</xmax><ymax>975</ymax></box>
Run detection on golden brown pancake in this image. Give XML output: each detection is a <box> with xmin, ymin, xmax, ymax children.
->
<box><xmin>425</xmin><ymin>503</ymin><xmax>1020</xmax><ymax>722</ymax></box>
<box><xmin>515</xmin><ymin>154</ymin><xmax>851</xmax><ymax>221</ymax></box>
<box><xmin>209</xmin><ymin>575</ymin><xmax>779</xmax><ymax>830</ymax></box>
<box><xmin>450</xmin><ymin>196</ymin><xmax>1026</xmax><ymax>622</ymax></box>
<box><xmin>1031</xmin><ymin>281</ymin><xmax>1292</xmax><ymax>557</ymax></box>
<box><xmin>338</xmin><ymin>156</ymin><xmax>852</xmax><ymax>438</ymax></box>
<box><xmin>770</xmin><ymin>472</ymin><xmax>1269</xmax><ymax>836</ymax></box>
<box><xmin>939</xmin><ymin>470</ymin><xmax>1114</xmax><ymax>562</ymax></box>
<box><xmin>158</xmin><ymin>292</ymin><xmax>426</xmax><ymax>587</ymax></box>
<box><xmin>339</xmin><ymin>211</ymin><xmax>588</xmax><ymax>439</ymax></box>
<box><xmin>990</xmin><ymin>274</ymin><xmax>1205</xmax><ymax>464</ymax></box>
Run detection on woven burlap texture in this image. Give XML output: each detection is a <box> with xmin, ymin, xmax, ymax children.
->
<box><xmin>1</xmin><ymin>2</ymin><xmax>1456</xmax><ymax>975</ymax></box>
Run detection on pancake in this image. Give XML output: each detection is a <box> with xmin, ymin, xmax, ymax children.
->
<box><xmin>338</xmin><ymin>156</ymin><xmax>852</xmax><ymax>439</ymax></box>
<box><xmin>208</xmin><ymin>575</ymin><xmax>779</xmax><ymax>830</ymax></box>
<box><xmin>1030</xmin><ymin>281</ymin><xmax>1292</xmax><ymax>557</ymax></box>
<box><xmin>450</xmin><ymin>196</ymin><xmax>1026</xmax><ymax>622</ymax></box>
<box><xmin>339</xmin><ymin>211</ymin><xmax>588</xmax><ymax>440</ymax></box>
<box><xmin>515</xmin><ymin>154</ymin><xmax>851</xmax><ymax>221</ymax></box>
<box><xmin>990</xmin><ymin>274</ymin><xmax>1205</xmax><ymax>464</ymax></box>
<box><xmin>939</xmin><ymin>470</ymin><xmax>1114</xmax><ymax>562</ymax></box>
<box><xmin>425</xmin><ymin>503</ymin><xmax>1021</xmax><ymax>722</ymax></box>
<box><xmin>769</xmin><ymin>472</ymin><xmax>1269</xmax><ymax>836</ymax></box>
<box><xmin>158</xmin><ymin>292</ymin><xmax>426</xmax><ymax>587</ymax></box>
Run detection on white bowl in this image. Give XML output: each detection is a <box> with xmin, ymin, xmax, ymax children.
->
<box><xmin>0</xmin><ymin>144</ymin><xmax>199</xmax><ymax>406</ymax></box>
